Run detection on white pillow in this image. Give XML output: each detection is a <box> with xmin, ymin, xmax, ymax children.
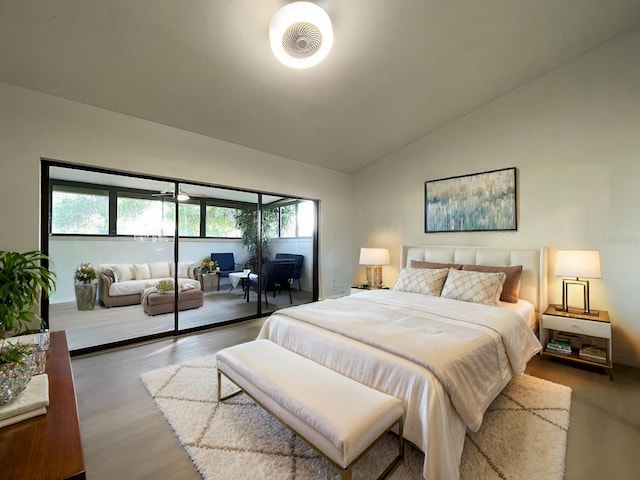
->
<box><xmin>111</xmin><ymin>264</ymin><xmax>135</xmax><ymax>282</ymax></box>
<box><xmin>134</xmin><ymin>263</ymin><xmax>151</xmax><ymax>280</ymax></box>
<box><xmin>148</xmin><ymin>262</ymin><xmax>171</xmax><ymax>279</ymax></box>
<box><xmin>99</xmin><ymin>265</ymin><xmax>119</xmax><ymax>283</ymax></box>
<box><xmin>394</xmin><ymin>268</ymin><xmax>449</xmax><ymax>296</ymax></box>
<box><xmin>169</xmin><ymin>262</ymin><xmax>194</xmax><ymax>278</ymax></box>
<box><xmin>440</xmin><ymin>268</ymin><xmax>506</xmax><ymax>305</ymax></box>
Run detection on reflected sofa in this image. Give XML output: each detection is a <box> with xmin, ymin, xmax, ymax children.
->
<box><xmin>98</xmin><ymin>261</ymin><xmax>200</xmax><ymax>307</ymax></box>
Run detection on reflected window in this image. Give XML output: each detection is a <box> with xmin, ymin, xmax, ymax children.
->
<box><xmin>177</xmin><ymin>203</ymin><xmax>200</xmax><ymax>237</ymax></box>
<box><xmin>297</xmin><ymin>200</ymin><xmax>315</xmax><ymax>237</ymax></box>
<box><xmin>51</xmin><ymin>185</ymin><xmax>109</xmax><ymax>234</ymax></box>
<box><xmin>117</xmin><ymin>197</ymin><xmax>175</xmax><ymax>237</ymax></box>
<box><xmin>206</xmin><ymin>205</ymin><xmax>241</xmax><ymax>238</ymax></box>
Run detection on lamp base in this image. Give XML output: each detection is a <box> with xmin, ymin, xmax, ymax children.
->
<box><xmin>366</xmin><ymin>265</ymin><xmax>383</xmax><ymax>289</ymax></box>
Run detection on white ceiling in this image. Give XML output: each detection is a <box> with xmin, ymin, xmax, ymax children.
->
<box><xmin>2</xmin><ymin>1</ymin><xmax>640</xmax><ymax>173</ymax></box>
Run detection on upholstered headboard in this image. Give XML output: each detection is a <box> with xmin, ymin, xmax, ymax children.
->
<box><xmin>401</xmin><ymin>245</ymin><xmax>548</xmax><ymax>316</ymax></box>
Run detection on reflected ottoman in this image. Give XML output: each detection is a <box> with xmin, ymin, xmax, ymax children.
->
<box><xmin>143</xmin><ymin>288</ymin><xmax>204</xmax><ymax>316</ymax></box>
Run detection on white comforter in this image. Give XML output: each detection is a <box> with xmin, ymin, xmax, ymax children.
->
<box><xmin>258</xmin><ymin>290</ymin><xmax>541</xmax><ymax>479</ymax></box>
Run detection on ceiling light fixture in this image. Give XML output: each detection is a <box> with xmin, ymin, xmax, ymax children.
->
<box><xmin>269</xmin><ymin>2</ymin><xmax>333</xmax><ymax>69</ymax></box>
<box><xmin>176</xmin><ymin>189</ymin><xmax>190</xmax><ymax>202</ymax></box>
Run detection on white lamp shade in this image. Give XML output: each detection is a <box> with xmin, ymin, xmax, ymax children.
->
<box><xmin>269</xmin><ymin>2</ymin><xmax>333</xmax><ymax>69</ymax></box>
<box><xmin>555</xmin><ymin>249</ymin><xmax>601</xmax><ymax>279</ymax></box>
<box><xmin>359</xmin><ymin>248</ymin><xmax>390</xmax><ymax>266</ymax></box>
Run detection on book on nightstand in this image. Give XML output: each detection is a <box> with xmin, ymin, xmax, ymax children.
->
<box><xmin>546</xmin><ymin>340</ymin><xmax>572</xmax><ymax>356</ymax></box>
<box><xmin>579</xmin><ymin>346</ymin><xmax>607</xmax><ymax>364</ymax></box>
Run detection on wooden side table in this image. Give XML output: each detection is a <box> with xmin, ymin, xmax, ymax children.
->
<box><xmin>0</xmin><ymin>330</ymin><xmax>85</xmax><ymax>478</ymax></box>
<box><xmin>540</xmin><ymin>305</ymin><xmax>613</xmax><ymax>379</ymax></box>
<box><xmin>198</xmin><ymin>271</ymin><xmax>219</xmax><ymax>292</ymax></box>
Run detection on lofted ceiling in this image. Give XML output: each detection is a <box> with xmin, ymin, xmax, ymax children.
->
<box><xmin>1</xmin><ymin>1</ymin><xmax>640</xmax><ymax>173</ymax></box>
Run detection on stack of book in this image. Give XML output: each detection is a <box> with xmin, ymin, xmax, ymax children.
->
<box><xmin>579</xmin><ymin>346</ymin><xmax>608</xmax><ymax>364</ymax></box>
<box><xmin>546</xmin><ymin>340</ymin><xmax>572</xmax><ymax>356</ymax></box>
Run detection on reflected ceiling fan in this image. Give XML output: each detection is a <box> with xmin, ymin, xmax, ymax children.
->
<box><xmin>152</xmin><ymin>185</ymin><xmax>191</xmax><ymax>201</ymax></box>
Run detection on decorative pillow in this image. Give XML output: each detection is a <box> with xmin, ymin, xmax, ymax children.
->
<box><xmin>111</xmin><ymin>264</ymin><xmax>135</xmax><ymax>282</ymax></box>
<box><xmin>134</xmin><ymin>263</ymin><xmax>151</xmax><ymax>281</ymax></box>
<box><xmin>99</xmin><ymin>266</ymin><xmax>117</xmax><ymax>283</ymax></box>
<box><xmin>411</xmin><ymin>260</ymin><xmax>463</xmax><ymax>270</ymax></box>
<box><xmin>148</xmin><ymin>262</ymin><xmax>171</xmax><ymax>279</ymax></box>
<box><xmin>394</xmin><ymin>268</ymin><xmax>450</xmax><ymax>296</ymax></box>
<box><xmin>461</xmin><ymin>264</ymin><xmax>523</xmax><ymax>303</ymax></box>
<box><xmin>440</xmin><ymin>269</ymin><xmax>506</xmax><ymax>305</ymax></box>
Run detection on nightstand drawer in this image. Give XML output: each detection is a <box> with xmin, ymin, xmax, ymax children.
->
<box><xmin>542</xmin><ymin>314</ymin><xmax>611</xmax><ymax>339</ymax></box>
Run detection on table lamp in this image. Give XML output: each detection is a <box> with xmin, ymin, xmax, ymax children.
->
<box><xmin>359</xmin><ymin>248</ymin><xmax>390</xmax><ymax>289</ymax></box>
<box><xmin>555</xmin><ymin>249</ymin><xmax>601</xmax><ymax>315</ymax></box>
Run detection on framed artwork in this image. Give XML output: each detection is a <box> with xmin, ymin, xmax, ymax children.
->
<box><xmin>424</xmin><ymin>167</ymin><xmax>517</xmax><ymax>233</ymax></box>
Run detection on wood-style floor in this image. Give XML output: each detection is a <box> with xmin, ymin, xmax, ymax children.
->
<box><xmin>51</xmin><ymin>279</ymin><xmax>311</xmax><ymax>351</ymax></box>
<box><xmin>71</xmin><ymin>320</ymin><xmax>640</xmax><ymax>480</ymax></box>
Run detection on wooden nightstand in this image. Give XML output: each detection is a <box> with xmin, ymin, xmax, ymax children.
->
<box><xmin>540</xmin><ymin>305</ymin><xmax>613</xmax><ymax>379</ymax></box>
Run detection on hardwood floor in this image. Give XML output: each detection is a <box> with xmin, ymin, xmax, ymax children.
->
<box><xmin>71</xmin><ymin>321</ymin><xmax>640</xmax><ymax>480</ymax></box>
<box><xmin>52</xmin><ymin>280</ymin><xmax>312</xmax><ymax>351</ymax></box>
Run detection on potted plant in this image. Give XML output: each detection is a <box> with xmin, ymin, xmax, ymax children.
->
<box><xmin>199</xmin><ymin>258</ymin><xmax>219</xmax><ymax>275</ymax></box>
<box><xmin>155</xmin><ymin>279</ymin><xmax>173</xmax><ymax>294</ymax></box>
<box><xmin>235</xmin><ymin>208</ymin><xmax>279</xmax><ymax>272</ymax></box>
<box><xmin>74</xmin><ymin>262</ymin><xmax>97</xmax><ymax>310</ymax></box>
<box><xmin>0</xmin><ymin>250</ymin><xmax>56</xmax><ymax>404</ymax></box>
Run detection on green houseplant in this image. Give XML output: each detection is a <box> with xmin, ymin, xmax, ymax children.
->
<box><xmin>235</xmin><ymin>208</ymin><xmax>280</xmax><ymax>272</ymax></box>
<box><xmin>0</xmin><ymin>250</ymin><xmax>56</xmax><ymax>404</ymax></box>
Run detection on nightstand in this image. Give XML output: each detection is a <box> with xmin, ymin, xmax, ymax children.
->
<box><xmin>540</xmin><ymin>305</ymin><xmax>613</xmax><ymax>379</ymax></box>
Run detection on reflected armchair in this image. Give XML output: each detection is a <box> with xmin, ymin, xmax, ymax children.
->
<box><xmin>210</xmin><ymin>253</ymin><xmax>242</xmax><ymax>290</ymax></box>
<box><xmin>249</xmin><ymin>260</ymin><xmax>295</xmax><ymax>307</ymax></box>
<box><xmin>274</xmin><ymin>253</ymin><xmax>304</xmax><ymax>290</ymax></box>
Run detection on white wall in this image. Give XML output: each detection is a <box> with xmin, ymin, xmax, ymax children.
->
<box><xmin>0</xmin><ymin>83</ymin><xmax>353</xmax><ymax>300</ymax></box>
<box><xmin>353</xmin><ymin>27</ymin><xmax>640</xmax><ymax>367</ymax></box>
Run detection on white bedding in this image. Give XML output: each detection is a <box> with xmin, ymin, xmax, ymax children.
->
<box><xmin>258</xmin><ymin>289</ymin><xmax>542</xmax><ymax>479</ymax></box>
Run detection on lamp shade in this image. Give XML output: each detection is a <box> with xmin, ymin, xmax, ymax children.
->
<box><xmin>555</xmin><ymin>250</ymin><xmax>601</xmax><ymax>279</ymax></box>
<box><xmin>359</xmin><ymin>248</ymin><xmax>390</xmax><ymax>266</ymax></box>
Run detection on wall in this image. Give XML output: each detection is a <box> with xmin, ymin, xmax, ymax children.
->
<box><xmin>0</xmin><ymin>83</ymin><xmax>353</xmax><ymax>300</ymax></box>
<box><xmin>353</xmin><ymin>27</ymin><xmax>640</xmax><ymax>367</ymax></box>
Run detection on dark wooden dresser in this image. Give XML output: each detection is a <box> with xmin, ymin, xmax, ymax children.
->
<box><xmin>0</xmin><ymin>331</ymin><xmax>85</xmax><ymax>479</ymax></box>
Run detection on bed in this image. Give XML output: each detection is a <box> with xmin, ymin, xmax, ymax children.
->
<box><xmin>257</xmin><ymin>245</ymin><xmax>547</xmax><ymax>479</ymax></box>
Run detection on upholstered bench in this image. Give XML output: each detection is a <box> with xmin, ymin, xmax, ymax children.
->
<box><xmin>142</xmin><ymin>288</ymin><xmax>204</xmax><ymax>315</ymax></box>
<box><xmin>216</xmin><ymin>340</ymin><xmax>404</xmax><ymax>480</ymax></box>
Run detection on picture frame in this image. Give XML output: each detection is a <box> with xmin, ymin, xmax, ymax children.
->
<box><xmin>424</xmin><ymin>167</ymin><xmax>517</xmax><ymax>233</ymax></box>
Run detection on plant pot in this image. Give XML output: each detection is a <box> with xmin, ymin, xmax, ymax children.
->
<box><xmin>75</xmin><ymin>282</ymin><xmax>97</xmax><ymax>310</ymax></box>
<box><xmin>0</xmin><ymin>348</ymin><xmax>36</xmax><ymax>405</ymax></box>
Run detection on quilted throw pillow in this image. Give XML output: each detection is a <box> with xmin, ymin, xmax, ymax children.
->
<box><xmin>440</xmin><ymin>268</ymin><xmax>506</xmax><ymax>305</ymax></box>
<box><xmin>394</xmin><ymin>268</ymin><xmax>449</xmax><ymax>296</ymax></box>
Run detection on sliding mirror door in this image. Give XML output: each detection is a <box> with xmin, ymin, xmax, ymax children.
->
<box><xmin>176</xmin><ymin>183</ymin><xmax>259</xmax><ymax>330</ymax></box>
<box><xmin>44</xmin><ymin>162</ymin><xmax>319</xmax><ymax>352</ymax></box>
<box><xmin>47</xmin><ymin>166</ymin><xmax>176</xmax><ymax>351</ymax></box>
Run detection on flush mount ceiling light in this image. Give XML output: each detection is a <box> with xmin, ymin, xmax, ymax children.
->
<box><xmin>269</xmin><ymin>2</ymin><xmax>333</xmax><ymax>69</ymax></box>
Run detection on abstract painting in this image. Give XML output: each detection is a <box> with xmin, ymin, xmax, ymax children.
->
<box><xmin>425</xmin><ymin>167</ymin><xmax>517</xmax><ymax>232</ymax></box>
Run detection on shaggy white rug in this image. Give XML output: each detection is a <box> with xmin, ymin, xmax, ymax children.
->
<box><xmin>141</xmin><ymin>355</ymin><xmax>571</xmax><ymax>480</ymax></box>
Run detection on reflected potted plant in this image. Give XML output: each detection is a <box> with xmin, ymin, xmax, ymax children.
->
<box><xmin>74</xmin><ymin>262</ymin><xmax>97</xmax><ymax>310</ymax></box>
<box><xmin>0</xmin><ymin>250</ymin><xmax>56</xmax><ymax>404</ymax></box>
<box><xmin>156</xmin><ymin>279</ymin><xmax>174</xmax><ymax>294</ymax></box>
<box><xmin>199</xmin><ymin>258</ymin><xmax>219</xmax><ymax>275</ymax></box>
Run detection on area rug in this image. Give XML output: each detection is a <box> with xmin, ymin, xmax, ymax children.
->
<box><xmin>141</xmin><ymin>355</ymin><xmax>571</xmax><ymax>479</ymax></box>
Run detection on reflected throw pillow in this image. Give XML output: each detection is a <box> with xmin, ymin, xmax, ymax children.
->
<box><xmin>394</xmin><ymin>268</ymin><xmax>449</xmax><ymax>296</ymax></box>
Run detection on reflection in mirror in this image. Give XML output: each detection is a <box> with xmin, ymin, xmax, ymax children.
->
<box><xmin>47</xmin><ymin>166</ymin><xmax>175</xmax><ymax>350</ymax></box>
<box><xmin>44</xmin><ymin>163</ymin><xmax>318</xmax><ymax>352</ymax></box>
